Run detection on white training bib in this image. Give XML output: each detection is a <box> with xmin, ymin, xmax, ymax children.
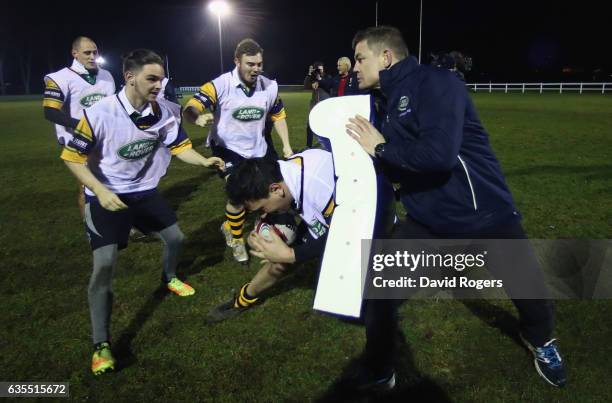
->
<box><xmin>208</xmin><ymin>69</ymin><xmax>279</xmax><ymax>158</ymax></box>
<box><xmin>279</xmin><ymin>149</ymin><xmax>336</xmax><ymax>240</ymax></box>
<box><xmin>74</xmin><ymin>93</ymin><xmax>183</xmax><ymax>195</ymax></box>
<box><xmin>44</xmin><ymin>60</ymin><xmax>115</xmax><ymax>145</ymax></box>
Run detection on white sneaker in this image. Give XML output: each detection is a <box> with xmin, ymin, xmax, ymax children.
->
<box><xmin>220</xmin><ymin>221</ymin><xmax>233</xmax><ymax>247</ymax></box>
<box><xmin>231</xmin><ymin>238</ymin><xmax>249</xmax><ymax>263</ymax></box>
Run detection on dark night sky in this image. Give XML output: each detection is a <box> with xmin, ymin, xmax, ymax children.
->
<box><xmin>2</xmin><ymin>0</ymin><xmax>610</xmax><ymax>93</ymax></box>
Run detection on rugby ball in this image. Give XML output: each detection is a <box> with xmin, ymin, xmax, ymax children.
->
<box><xmin>254</xmin><ymin>213</ymin><xmax>298</xmax><ymax>245</ymax></box>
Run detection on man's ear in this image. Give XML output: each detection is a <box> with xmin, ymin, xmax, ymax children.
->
<box><xmin>124</xmin><ymin>71</ymin><xmax>135</xmax><ymax>86</ymax></box>
<box><xmin>383</xmin><ymin>49</ymin><xmax>393</xmax><ymax>69</ymax></box>
<box><xmin>270</xmin><ymin>183</ymin><xmax>284</xmax><ymax>196</ymax></box>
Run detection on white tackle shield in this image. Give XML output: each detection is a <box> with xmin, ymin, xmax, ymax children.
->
<box><xmin>309</xmin><ymin>95</ymin><xmax>377</xmax><ymax>317</ymax></box>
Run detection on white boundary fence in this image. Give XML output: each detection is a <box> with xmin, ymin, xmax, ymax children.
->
<box><xmin>466</xmin><ymin>82</ymin><xmax>610</xmax><ymax>94</ymax></box>
<box><xmin>179</xmin><ymin>83</ymin><xmax>611</xmax><ymax>94</ymax></box>
<box><xmin>178</xmin><ymin>86</ymin><xmax>200</xmax><ymax>93</ymax></box>
<box><xmin>178</xmin><ymin>84</ymin><xmax>304</xmax><ymax>93</ymax></box>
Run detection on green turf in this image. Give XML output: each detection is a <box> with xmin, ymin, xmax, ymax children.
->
<box><xmin>0</xmin><ymin>92</ymin><xmax>611</xmax><ymax>401</ymax></box>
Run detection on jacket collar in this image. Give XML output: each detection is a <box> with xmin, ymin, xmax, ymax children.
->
<box><xmin>379</xmin><ymin>56</ymin><xmax>419</xmax><ymax>96</ymax></box>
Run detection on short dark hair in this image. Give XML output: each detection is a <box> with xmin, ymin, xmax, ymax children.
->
<box><xmin>225</xmin><ymin>158</ymin><xmax>283</xmax><ymax>205</ymax></box>
<box><xmin>72</xmin><ymin>36</ymin><xmax>95</xmax><ymax>51</ymax></box>
<box><xmin>122</xmin><ymin>49</ymin><xmax>164</xmax><ymax>74</ymax></box>
<box><xmin>234</xmin><ymin>38</ymin><xmax>263</xmax><ymax>60</ymax></box>
<box><xmin>352</xmin><ymin>26</ymin><xmax>408</xmax><ymax>59</ymax></box>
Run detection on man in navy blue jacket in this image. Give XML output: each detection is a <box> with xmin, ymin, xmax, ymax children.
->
<box><xmin>344</xmin><ymin>26</ymin><xmax>566</xmax><ymax>391</ymax></box>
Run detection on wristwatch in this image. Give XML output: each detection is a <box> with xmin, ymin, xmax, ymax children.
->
<box><xmin>374</xmin><ymin>143</ymin><xmax>386</xmax><ymax>158</ymax></box>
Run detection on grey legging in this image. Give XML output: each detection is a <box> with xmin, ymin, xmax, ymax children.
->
<box><xmin>88</xmin><ymin>224</ymin><xmax>184</xmax><ymax>344</ymax></box>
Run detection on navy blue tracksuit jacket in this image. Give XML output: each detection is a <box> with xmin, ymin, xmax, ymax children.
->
<box><xmin>374</xmin><ymin>56</ymin><xmax>520</xmax><ymax>233</ymax></box>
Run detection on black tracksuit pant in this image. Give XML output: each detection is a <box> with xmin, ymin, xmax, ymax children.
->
<box><xmin>363</xmin><ymin>215</ymin><xmax>555</xmax><ymax>376</ymax></box>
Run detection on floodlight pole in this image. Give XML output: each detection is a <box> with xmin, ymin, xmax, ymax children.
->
<box><xmin>418</xmin><ymin>0</ymin><xmax>423</xmax><ymax>64</ymax></box>
<box><xmin>375</xmin><ymin>1</ymin><xmax>378</xmax><ymax>27</ymax></box>
<box><xmin>217</xmin><ymin>14</ymin><xmax>224</xmax><ymax>74</ymax></box>
<box><xmin>166</xmin><ymin>54</ymin><xmax>170</xmax><ymax>79</ymax></box>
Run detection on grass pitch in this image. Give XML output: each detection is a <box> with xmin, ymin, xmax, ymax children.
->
<box><xmin>0</xmin><ymin>92</ymin><xmax>611</xmax><ymax>401</ymax></box>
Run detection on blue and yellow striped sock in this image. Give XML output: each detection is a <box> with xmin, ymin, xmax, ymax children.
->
<box><xmin>226</xmin><ymin>209</ymin><xmax>246</xmax><ymax>240</ymax></box>
<box><xmin>234</xmin><ymin>283</ymin><xmax>258</xmax><ymax>308</ymax></box>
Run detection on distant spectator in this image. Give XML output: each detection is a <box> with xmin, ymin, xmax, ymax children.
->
<box><xmin>319</xmin><ymin>56</ymin><xmax>361</xmax><ymax>96</ymax></box>
<box><xmin>431</xmin><ymin>50</ymin><xmax>472</xmax><ymax>82</ymax></box>
<box><xmin>304</xmin><ymin>61</ymin><xmax>331</xmax><ymax>147</ymax></box>
<box><xmin>304</xmin><ymin>61</ymin><xmax>331</xmax><ymax>108</ymax></box>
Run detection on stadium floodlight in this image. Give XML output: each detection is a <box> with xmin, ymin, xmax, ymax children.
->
<box><xmin>209</xmin><ymin>0</ymin><xmax>230</xmax><ymax>17</ymax></box>
<box><xmin>208</xmin><ymin>0</ymin><xmax>231</xmax><ymax>74</ymax></box>
<box><xmin>95</xmin><ymin>56</ymin><xmax>106</xmax><ymax>65</ymax></box>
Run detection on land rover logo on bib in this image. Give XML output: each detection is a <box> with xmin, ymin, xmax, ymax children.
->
<box><xmin>398</xmin><ymin>96</ymin><xmax>410</xmax><ymax>112</ymax></box>
<box><xmin>232</xmin><ymin>106</ymin><xmax>264</xmax><ymax>122</ymax></box>
<box><xmin>117</xmin><ymin>139</ymin><xmax>157</xmax><ymax>160</ymax></box>
<box><xmin>309</xmin><ymin>219</ymin><xmax>327</xmax><ymax>238</ymax></box>
<box><xmin>80</xmin><ymin>93</ymin><xmax>105</xmax><ymax>107</ymax></box>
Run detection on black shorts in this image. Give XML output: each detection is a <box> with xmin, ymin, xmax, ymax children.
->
<box><xmin>210</xmin><ymin>138</ymin><xmax>279</xmax><ymax>178</ymax></box>
<box><xmin>84</xmin><ymin>190</ymin><xmax>177</xmax><ymax>251</ymax></box>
